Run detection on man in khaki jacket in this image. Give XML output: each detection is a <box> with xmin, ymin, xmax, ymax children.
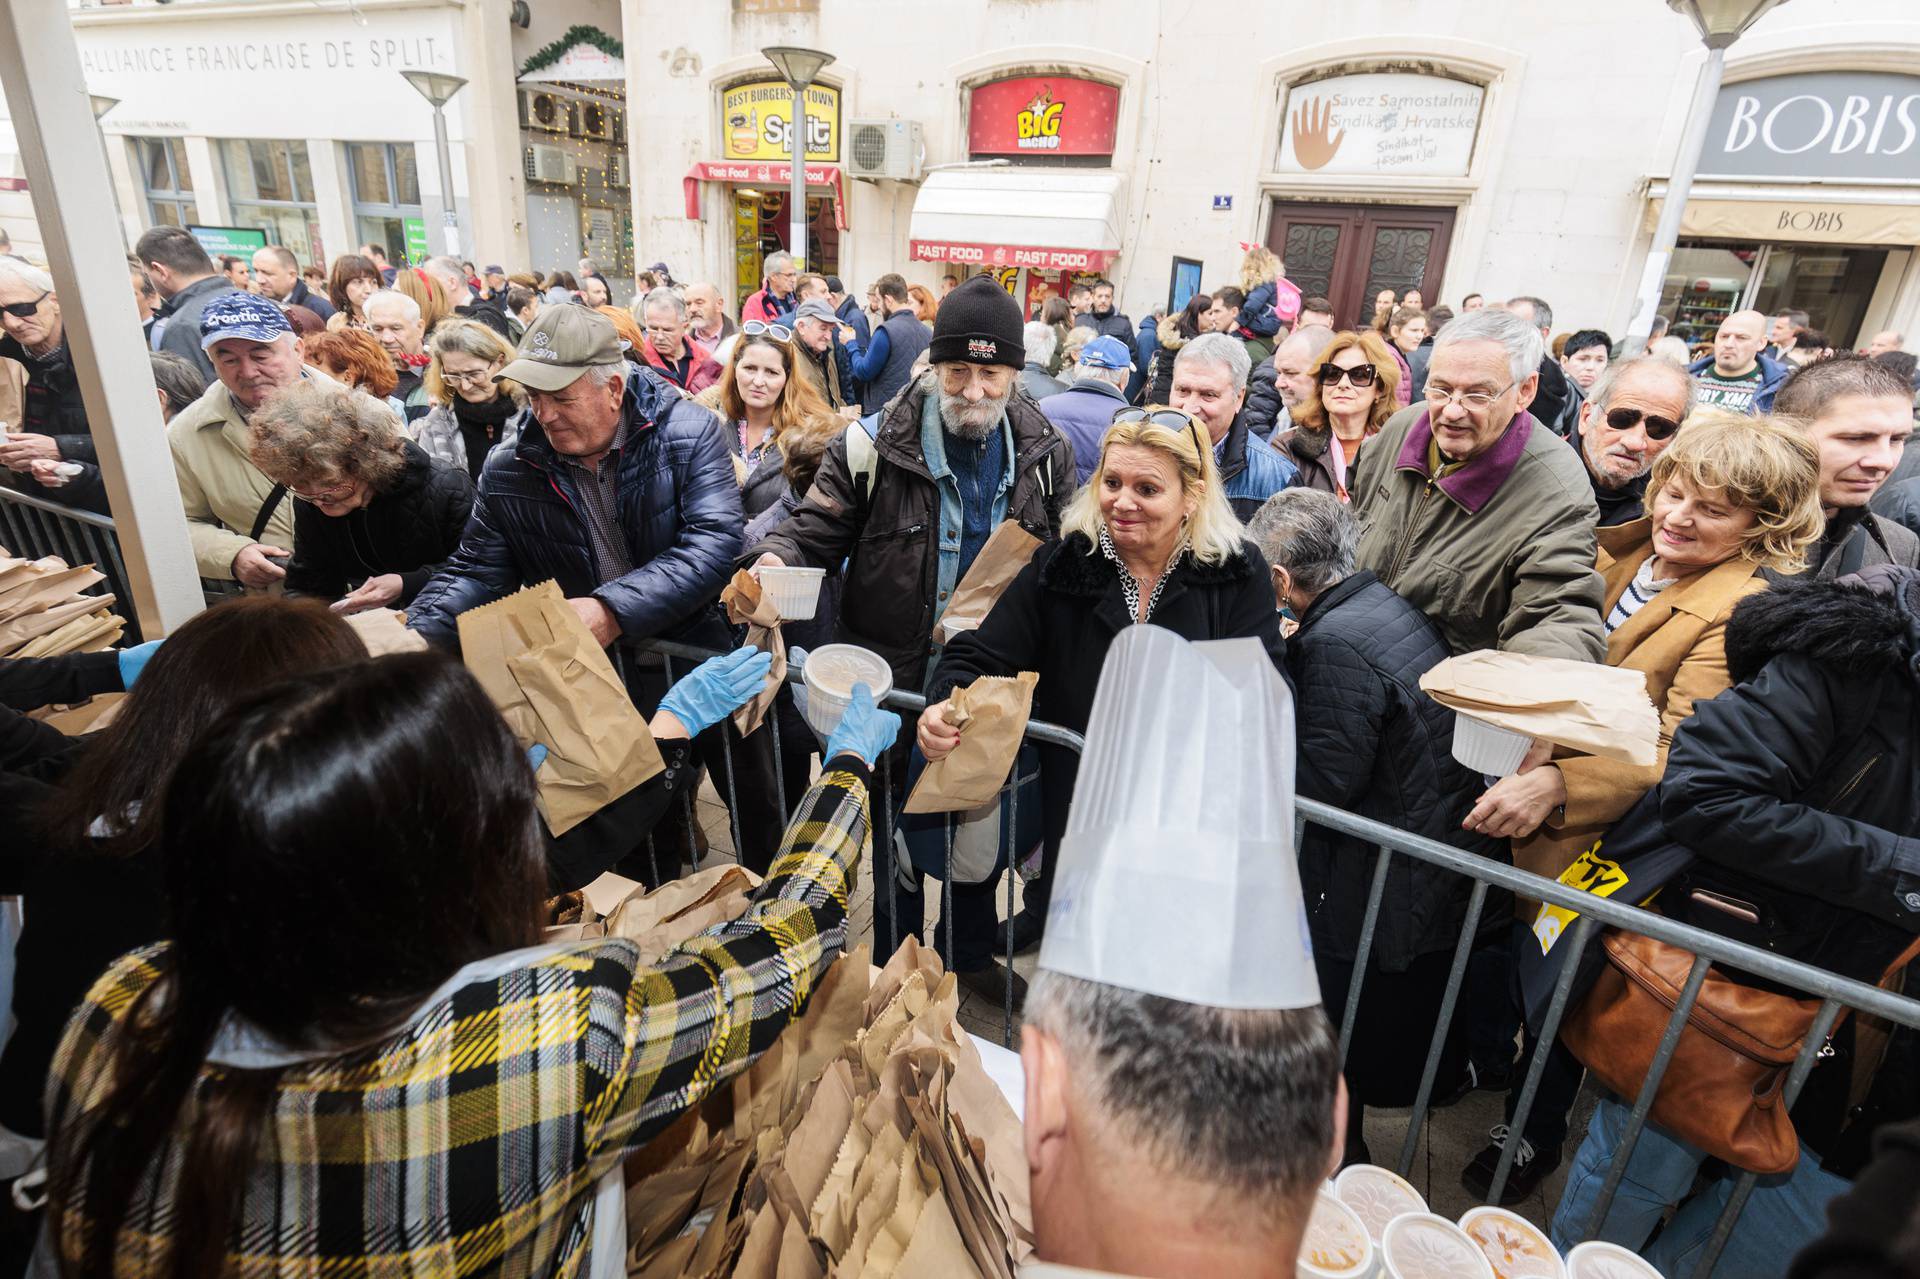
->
<box><xmin>166</xmin><ymin>293</ymin><xmax>317</xmax><ymax>585</ymax></box>
<box><xmin>1351</xmin><ymin>307</ymin><xmax>1605</xmax><ymax>662</ymax></box>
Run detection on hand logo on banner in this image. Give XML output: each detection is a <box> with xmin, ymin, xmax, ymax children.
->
<box><xmin>1291</xmin><ymin>96</ymin><xmax>1346</xmax><ymax>170</ymax></box>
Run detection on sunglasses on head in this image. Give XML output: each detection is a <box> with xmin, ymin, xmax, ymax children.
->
<box><xmin>1113</xmin><ymin>406</ymin><xmax>1206</xmax><ymax>460</ymax></box>
<box><xmin>1316</xmin><ymin>361</ymin><xmax>1378</xmax><ymax>388</ymax></box>
<box><xmin>0</xmin><ymin>291</ymin><xmax>49</xmax><ymax>319</ymax></box>
<box><xmin>741</xmin><ymin>320</ymin><xmax>792</xmax><ymax>342</ymax></box>
<box><xmin>1606</xmin><ymin>406</ymin><xmax>1682</xmax><ymax>440</ymax></box>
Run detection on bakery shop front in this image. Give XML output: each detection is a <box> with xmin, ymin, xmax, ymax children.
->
<box><xmin>908</xmin><ymin>71</ymin><xmax>1128</xmax><ymax>316</ymax></box>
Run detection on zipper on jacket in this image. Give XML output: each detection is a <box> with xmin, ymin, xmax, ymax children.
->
<box><xmin>1384</xmin><ymin>479</ymin><xmax>1437</xmax><ymax>586</ymax></box>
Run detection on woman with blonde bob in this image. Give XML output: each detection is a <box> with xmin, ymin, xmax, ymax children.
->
<box><xmin>1466</xmin><ymin>410</ymin><xmax>1826</xmax><ymax>856</ymax></box>
<box><xmin>1277</xmin><ymin>330</ymin><xmax>1403</xmax><ymax>500</ymax></box>
<box><xmin>921</xmin><ymin>408</ymin><xmax>1285</xmax><ymax>968</ymax></box>
<box><xmin>248</xmin><ymin>380</ymin><xmax>475</xmax><ymax>614</ymax></box>
<box><xmin>412</xmin><ymin>318</ymin><xmax>529</xmax><ymax>482</ymax></box>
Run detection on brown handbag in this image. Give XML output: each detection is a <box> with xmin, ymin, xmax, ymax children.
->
<box><xmin>1561</xmin><ymin>929</ymin><xmax>1920</xmax><ymax>1176</ymax></box>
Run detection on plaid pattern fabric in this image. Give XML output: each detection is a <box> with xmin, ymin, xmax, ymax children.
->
<box><xmin>44</xmin><ymin>764</ymin><xmax>870</xmax><ymax>1278</ymax></box>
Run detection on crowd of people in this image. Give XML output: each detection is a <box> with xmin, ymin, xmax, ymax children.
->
<box><xmin>2</xmin><ymin>216</ymin><xmax>1920</xmax><ymax>1278</ymax></box>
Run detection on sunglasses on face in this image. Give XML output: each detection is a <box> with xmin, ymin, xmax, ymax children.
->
<box><xmin>0</xmin><ymin>291</ymin><xmax>49</xmax><ymax>319</ymax></box>
<box><xmin>1317</xmin><ymin>362</ymin><xmax>1378</xmax><ymax>388</ymax></box>
<box><xmin>1113</xmin><ymin>406</ymin><xmax>1207</xmax><ymax>461</ymax></box>
<box><xmin>742</xmin><ymin>321</ymin><xmax>792</xmax><ymax>342</ymax></box>
<box><xmin>1606</xmin><ymin>406</ymin><xmax>1682</xmax><ymax>440</ymax></box>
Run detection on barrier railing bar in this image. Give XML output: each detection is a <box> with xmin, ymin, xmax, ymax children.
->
<box><xmin>767</xmin><ymin>704</ymin><xmax>788</xmax><ymax>826</ymax></box>
<box><xmin>1396</xmin><ymin>877</ymin><xmax>1490</xmax><ymax>1178</ymax></box>
<box><xmin>0</xmin><ymin>483</ymin><xmax>116</xmax><ymax>529</ymax></box>
<box><xmin>1337</xmin><ymin>847</ymin><xmax>1395</xmax><ymax>1071</ymax></box>
<box><xmin>880</xmin><ymin>750</ymin><xmax>897</xmax><ymax>957</ymax></box>
<box><xmin>661</xmin><ymin>651</ymin><xmax>701</xmax><ymax>876</ymax></box>
<box><xmin>718</xmin><ymin>719</ymin><xmax>745</xmax><ymax>870</ymax></box>
<box><xmin>1692</xmin><ymin>996</ymin><xmax>1845</xmax><ymax>1275</ymax></box>
<box><xmin>1584</xmin><ymin>952</ymin><xmax>1714</xmax><ymax>1236</ymax></box>
<box><xmin>1490</xmin><ymin>914</ymin><xmax>1597</xmax><ymax>1204</ymax></box>
<box><xmin>1004</xmin><ymin>771</ymin><xmax>1019</xmax><ymax>1046</ymax></box>
<box><xmin>942</xmin><ymin>814</ymin><xmax>956</xmax><ymax>973</ymax></box>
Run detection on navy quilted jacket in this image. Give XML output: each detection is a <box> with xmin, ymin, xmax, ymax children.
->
<box><xmin>407</xmin><ymin>364</ymin><xmax>743</xmax><ymax>648</ymax></box>
<box><xmin>1287</xmin><ymin>571</ymin><xmax>1504</xmax><ymax>971</ymax></box>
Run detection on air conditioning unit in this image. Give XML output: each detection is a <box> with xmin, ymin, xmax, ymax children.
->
<box><xmin>607</xmin><ymin>152</ymin><xmax>629</xmax><ymax>188</ymax></box>
<box><xmin>577</xmin><ymin>100</ymin><xmax>615</xmax><ymax>142</ymax></box>
<box><xmin>525</xmin><ymin>91</ymin><xmax>570</xmax><ymax>135</ymax></box>
<box><xmin>845</xmin><ymin>118</ymin><xmax>924</xmax><ymax>181</ymax></box>
<box><xmin>523</xmin><ymin>144</ymin><xmax>577</xmax><ymax>185</ymax></box>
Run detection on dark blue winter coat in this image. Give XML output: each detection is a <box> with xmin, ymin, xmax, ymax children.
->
<box><xmin>406</xmin><ymin>363</ymin><xmax>743</xmax><ymax>648</ymax></box>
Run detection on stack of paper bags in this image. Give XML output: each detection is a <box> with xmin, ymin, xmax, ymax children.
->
<box><xmin>622</xmin><ymin>937</ymin><xmax>1033</xmax><ymax>1278</ymax></box>
<box><xmin>542</xmin><ymin>864</ymin><xmax>762</xmax><ymax>948</ymax></box>
<box><xmin>0</xmin><ymin>549</ymin><xmax>123</xmax><ymax>658</ymax></box>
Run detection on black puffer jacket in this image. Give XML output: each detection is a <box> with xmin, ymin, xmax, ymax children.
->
<box><xmin>1288</xmin><ymin>572</ymin><xmax>1503</xmax><ymax>970</ymax></box>
<box><xmin>1245</xmin><ymin>354</ymin><xmax>1285</xmax><ymax>440</ymax></box>
<box><xmin>283</xmin><ymin>441</ymin><xmax>475</xmax><ymax>605</ymax></box>
<box><xmin>932</xmin><ymin>530</ymin><xmax>1285</xmax><ymax>862</ymax></box>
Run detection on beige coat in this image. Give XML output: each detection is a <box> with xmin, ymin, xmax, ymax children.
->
<box><xmin>1514</xmin><ymin>517</ymin><xmax>1769</xmax><ymax>880</ymax></box>
<box><xmin>165</xmin><ymin>376</ymin><xmax>313</xmax><ymax>579</ymax></box>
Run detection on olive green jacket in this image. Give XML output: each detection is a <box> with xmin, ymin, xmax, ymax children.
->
<box><xmin>1351</xmin><ymin>403</ymin><xmax>1605</xmax><ymax>662</ymax></box>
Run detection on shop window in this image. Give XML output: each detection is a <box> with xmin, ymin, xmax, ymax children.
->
<box><xmin>348</xmin><ymin>142</ymin><xmax>425</xmax><ymax>267</ymax></box>
<box><xmin>219</xmin><ymin>139</ymin><xmax>322</xmax><ymax>268</ymax></box>
<box><xmin>1749</xmin><ymin>246</ymin><xmax>1888</xmax><ymax>350</ymax></box>
<box><xmin>134</xmin><ymin>137</ymin><xmax>194</xmax><ymax>228</ymax></box>
<box><xmin>732</xmin><ymin>189</ymin><xmax>837</xmax><ymax>300</ymax></box>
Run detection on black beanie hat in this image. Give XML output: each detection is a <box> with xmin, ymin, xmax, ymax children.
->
<box><xmin>928</xmin><ymin>276</ymin><xmax>1025</xmax><ymax>368</ymax></box>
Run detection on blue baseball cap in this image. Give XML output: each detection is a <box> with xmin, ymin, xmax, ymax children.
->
<box><xmin>1079</xmin><ymin>335</ymin><xmax>1134</xmax><ymax>371</ymax></box>
<box><xmin>199</xmin><ymin>292</ymin><xmax>293</xmax><ymax>349</ymax></box>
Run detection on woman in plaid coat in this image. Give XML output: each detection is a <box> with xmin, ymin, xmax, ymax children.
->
<box><xmin>40</xmin><ymin>651</ymin><xmax>895</xmax><ymax>1279</ymax></box>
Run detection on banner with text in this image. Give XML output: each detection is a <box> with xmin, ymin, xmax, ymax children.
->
<box><xmin>1276</xmin><ymin>72</ymin><xmax>1484</xmax><ymax>177</ymax></box>
<box><xmin>720</xmin><ymin>79</ymin><xmax>840</xmax><ymax>163</ymax></box>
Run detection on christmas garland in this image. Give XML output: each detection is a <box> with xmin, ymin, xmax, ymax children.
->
<box><xmin>519</xmin><ymin>25</ymin><xmax>624</xmax><ymax>77</ymax></box>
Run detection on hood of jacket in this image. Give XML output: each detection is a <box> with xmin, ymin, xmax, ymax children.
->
<box><xmin>1725</xmin><ymin>565</ymin><xmax>1920</xmax><ymax>686</ymax></box>
<box><xmin>1155</xmin><ymin>315</ymin><xmax>1190</xmax><ymax>349</ymax></box>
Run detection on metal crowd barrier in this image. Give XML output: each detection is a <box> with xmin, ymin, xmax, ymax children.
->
<box><xmin>0</xmin><ymin>484</ymin><xmax>141</xmax><ymax>642</ymax></box>
<box><xmin>627</xmin><ymin>635</ymin><xmax>1920</xmax><ymax>1272</ymax></box>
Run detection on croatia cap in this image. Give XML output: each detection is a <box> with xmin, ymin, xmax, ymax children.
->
<box><xmin>199</xmin><ymin>292</ymin><xmax>292</xmax><ymax>349</ymax></box>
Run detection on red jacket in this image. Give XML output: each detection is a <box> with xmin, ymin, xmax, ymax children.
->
<box><xmin>640</xmin><ymin>335</ymin><xmax>723</xmax><ymax>395</ymax></box>
<box><xmin>741</xmin><ymin>288</ymin><xmax>796</xmax><ymax>326</ymax></box>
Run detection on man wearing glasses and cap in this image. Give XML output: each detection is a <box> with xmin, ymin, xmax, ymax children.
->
<box><xmin>1351</xmin><ymin>307</ymin><xmax>1605</xmax><ymax>662</ymax></box>
<box><xmin>1020</xmin><ymin>627</ymin><xmax>1345</xmax><ymax>1278</ymax></box>
<box><xmin>407</xmin><ymin>305</ymin><xmax>788</xmax><ymax>872</ymax></box>
<box><xmin>790</xmin><ymin>297</ymin><xmax>857</xmax><ymax>414</ymax></box>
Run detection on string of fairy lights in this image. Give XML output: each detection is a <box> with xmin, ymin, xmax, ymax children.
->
<box><xmin>519</xmin><ymin>27</ymin><xmax>634</xmax><ymax>281</ymax></box>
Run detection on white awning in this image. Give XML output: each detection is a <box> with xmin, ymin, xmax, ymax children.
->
<box><xmin>908</xmin><ymin>168</ymin><xmax>1126</xmax><ymax>272</ymax></box>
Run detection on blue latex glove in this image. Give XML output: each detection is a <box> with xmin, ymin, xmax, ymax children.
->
<box><xmin>825</xmin><ymin>683</ymin><xmax>900</xmax><ymax>767</ymax></box>
<box><xmin>657</xmin><ymin>645</ymin><xmax>774</xmax><ymax>737</ymax></box>
<box><xmin>527</xmin><ymin>743</ymin><xmax>548</xmax><ymax>771</ymax></box>
<box><xmin>116</xmin><ymin>639</ymin><xmax>162</xmax><ymax>690</ymax></box>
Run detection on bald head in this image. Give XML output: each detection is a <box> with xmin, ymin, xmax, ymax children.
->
<box><xmin>683</xmin><ymin>281</ymin><xmax>726</xmax><ymax>339</ymax></box>
<box><xmin>1713</xmin><ymin>309</ymin><xmax>1769</xmax><ymax>377</ymax></box>
<box><xmin>1865</xmin><ymin>330</ymin><xmax>1906</xmax><ymax>358</ymax></box>
<box><xmin>1271</xmin><ymin>324</ymin><xmax>1338</xmax><ymax>411</ymax></box>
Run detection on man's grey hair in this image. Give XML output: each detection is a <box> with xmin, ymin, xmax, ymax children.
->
<box><xmin>639</xmin><ymin>286</ymin><xmax>687</xmax><ymax>323</ymax></box>
<box><xmin>422</xmin><ymin>256</ymin><xmax>467</xmax><ymax>288</ymax></box>
<box><xmin>1075</xmin><ymin>362</ymin><xmax>1128</xmax><ymax>392</ymax></box>
<box><xmin>1246</xmin><ymin>489</ymin><xmax>1358</xmax><ymax>597</ymax></box>
<box><xmin>1176</xmin><ymin>332</ymin><xmax>1252</xmax><ymax>392</ymax></box>
<box><xmin>1026</xmin><ymin>969</ymin><xmax>1339</xmax><ymax>1215</ymax></box>
<box><xmin>580</xmin><ymin>362</ymin><xmax>625</xmax><ymax>389</ymax></box>
<box><xmin>363</xmin><ymin>289</ymin><xmax>422</xmax><ymax>323</ymax></box>
<box><xmin>1507</xmin><ymin>295</ymin><xmax>1554</xmax><ymax>334</ymax></box>
<box><xmin>1277</xmin><ymin>324</ymin><xmax>1336</xmax><ymax>363</ymax></box>
<box><xmin>763</xmin><ymin>250</ymin><xmax>794</xmax><ymax>279</ymax></box>
<box><xmin>1589</xmin><ymin>355</ymin><xmax>1695</xmax><ymax>421</ymax></box>
<box><xmin>0</xmin><ymin>258</ymin><xmax>54</xmax><ymax>294</ymax></box>
<box><xmin>1434</xmin><ymin>308</ymin><xmax>1545</xmax><ymax>384</ymax></box>
<box><xmin>1023</xmin><ymin>321</ymin><xmax>1057</xmax><ymax>369</ymax></box>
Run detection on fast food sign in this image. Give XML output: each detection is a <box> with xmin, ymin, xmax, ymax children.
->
<box><xmin>968</xmin><ymin>74</ymin><xmax>1119</xmax><ymax>160</ymax></box>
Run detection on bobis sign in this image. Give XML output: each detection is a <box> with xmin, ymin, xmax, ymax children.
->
<box><xmin>968</xmin><ymin>74</ymin><xmax>1119</xmax><ymax>161</ymax></box>
<box><xmin>1699</xmin><ymin>71</ymin><xmax>1920</xmax><ymax>182</ymax></box>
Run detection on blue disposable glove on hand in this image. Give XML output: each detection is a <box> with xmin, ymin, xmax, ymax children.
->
<box><xmin>657</xmin><ymin>645</ymin><xmax>774</xmax><ymax>737</ymax></box>
<box><xmin>116</xmin><ymin>639</ymin><xmax>162</xmax><ymax>690</ymax></box>
<box><xmin>825</xmin><ymin>683</ymin><xmax>900</xmax><ymax>767</ymax></box>
<box><xmin>527</xmin><ymin>743</ymin><xmax>548</xmax><ymax>771</ymax></box>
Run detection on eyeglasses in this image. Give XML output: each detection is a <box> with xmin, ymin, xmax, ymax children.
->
<box><xmin>1605</xmin><ymin>406</ymin><xmax>1682</xmax><ymax>440</ymax></box>
<box><xmin>1113</xmin><ymin>406</ymin><xmax>1207</xmax><ymax>462</ymax></box>
<box><xmin>0</xmin><ymin>291</ymin><xmax>49</xmax><ymax>319</ymax></box>
<box><xmin>1317</xmin><ymin>362</ymin><xmax>1378</xmax><ymax>388</ymax></box>
<box><xmin>742</xmin><ymin>321</ymin><xmax>792</xmax><ymax>342</ymax></box>
<box><xmin>289</xmin><ymin>479</ymin><xmax>355</xmax><ymax>504</ymax></box>
<box><xmin>439</xmin><ymin>367</ymin><xmax>498</xmax><ymax>388</ymax></box>
<box><xmin>1426</xmin><ymin>381</ymin><xmax>1517</xmax><ymax>412</ymax></box>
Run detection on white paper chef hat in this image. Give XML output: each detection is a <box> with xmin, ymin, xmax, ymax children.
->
<box><xmin>1037</xmin><ymin>624</ymin><xmax>1320</xmax><ymax>1010</ymax></box>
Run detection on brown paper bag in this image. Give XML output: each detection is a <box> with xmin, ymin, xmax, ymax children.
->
<box><xmin>720</xmin><ymin>568</ymin><xmax>787</xmax><ymax>736</ymax></box>
<box><xmin>343</xmin><ymin>608</ymin><xmax>427</xmax><ymax>656</ymax></box>
<box><xmin>457</xmin><ymin>580</ymin><xmax>664</xmax><ymax>835</ymax></box>
<box><xmin>902</xmin><ymin>672</ymin><xmax>1038</xmax><ymax>814</ymax></box>
<box><xmin>1419</xmin><ymin>651</ymin><xmax>1660</xmax><ymax>766</ymax></box>
<box><xmin>933</xmin><ymin>522</ymin><xmax>1042</xmax><ymax>645</ymax></box>
<box><xmin>0</xmin><ymin>564</ymin><xmax>104</xmax><ymax>624</ymax></box>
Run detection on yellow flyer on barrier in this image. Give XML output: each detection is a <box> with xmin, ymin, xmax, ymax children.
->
<box><xmin>1533</xmin><ymin>846</ymin><xmax>1631</xmax><ymax>954</ymax></box>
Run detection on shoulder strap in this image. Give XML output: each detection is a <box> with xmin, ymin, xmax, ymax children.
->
<box><xmin>249</xmin><ymin>484</ymin><xmax>287</xmax><ymax>542</ymax></box>
<box><xmin>846</xmin><ymin>418</ymin><xmax>878</xmax><ymax>508</ymax></box>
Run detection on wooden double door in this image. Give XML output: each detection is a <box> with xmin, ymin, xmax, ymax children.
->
<box><xmin>1267</xmin><ymin>201</ymin><xmax>1455</xmax><ymax>331</ymax></box>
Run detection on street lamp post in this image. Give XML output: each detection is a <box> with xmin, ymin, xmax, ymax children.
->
<box><xmin>401</xmin><ymin>69</ymin><xmax>469</xmax><ymax>260</ymax></box>
<box><xmin>1624</xmin><ymin>0</ymin><xmax>1788</xmax><ymax>354</ymax></box>
<box><xmin>761</xmin><ymin>45</ymin><xmax>834</xmax><ymax>274</ymax></box>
